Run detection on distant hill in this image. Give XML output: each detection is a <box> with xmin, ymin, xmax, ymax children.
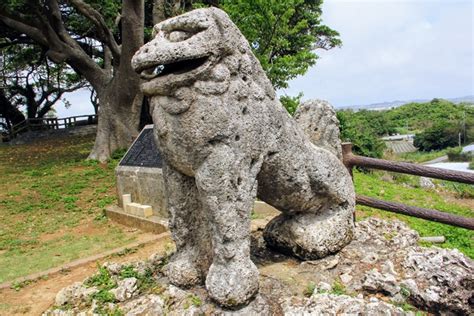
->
<box><xmin>341</xmin><ymin>95</ymin><xmax>474</xmax><ymax>110</ymax></box>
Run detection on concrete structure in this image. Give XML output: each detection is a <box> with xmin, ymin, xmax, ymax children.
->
<box><xmin>115</xmin><ymin>125</ymin><xmax>167</xmax><ymax>218</ymax></box>
<box><xmin>385</xmin><ymin>140</ymin><xmax>417</xmax><ymax>154</ymax></box>
<box><xmin>461</xmin><ymin>144</ymin><xmax>474</xmax><ymax>154</ymax></box>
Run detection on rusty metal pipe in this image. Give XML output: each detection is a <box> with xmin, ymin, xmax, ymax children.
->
<box><xmin>356</xmin><ymin>195</ymin><xmax>474</xmax><ymax>230</ymax></box>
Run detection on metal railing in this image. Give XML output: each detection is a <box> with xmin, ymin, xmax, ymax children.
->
<box><xmin>7</xmin><ymin>114</ymin><xmax>98</xmax><ymax>140</ymax></box>
<box><xmin>341</xmin><ymin>143</ymin><xmax>474</xmax><ymax>230</ymax></box>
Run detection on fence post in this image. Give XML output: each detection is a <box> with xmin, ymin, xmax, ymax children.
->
<box><xmin>341</xmin><ymin>142</ymin><xmax>356</xmax><ymax>222</ymax></box>
<box><xmin>341</xmin><ymin>142</ymin><xmax>354</xmax><ymax>179</ymax></box>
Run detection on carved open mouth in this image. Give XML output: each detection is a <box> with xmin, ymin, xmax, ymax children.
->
<box><xmin>139</xmin><ymin>56</ymin><xmax>209</xmax><ymax>80</ymax></box>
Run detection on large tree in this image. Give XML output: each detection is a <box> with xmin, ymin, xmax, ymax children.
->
<box><xmin>0</xmin><ymin>0</ymin><xmax>144</xmax><ymax>161</ymax></box>
<box><xmin>0</xmin><ymin>0</ymin><xmax>340</xmax><ymax>161</ymax></box>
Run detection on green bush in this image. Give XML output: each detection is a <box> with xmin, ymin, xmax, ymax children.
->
<box><xmin>469</xmin><ymin>159</ymin><xmax>474</xmax><ymax>170</ymax></box>
<box><xmin>414</xmin><ymin>121</ymin><xmax>460</xmax><ymax>151</ymax></box>
<box><xmin>446</xmin><ymin>147</ymin><xmax>472</xmax><ymax>162</ymax></box>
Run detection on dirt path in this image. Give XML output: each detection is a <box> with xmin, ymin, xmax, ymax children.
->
<box><xmin>0</xmin><ymin>234</ymin><xmax>172</xmax><ymax>316</ymax></box>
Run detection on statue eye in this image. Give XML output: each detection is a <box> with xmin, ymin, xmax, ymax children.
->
<box><xmin>168</xmin><ymin>30</ymin><xmax>192</xmax><ymax>42</ymax></box>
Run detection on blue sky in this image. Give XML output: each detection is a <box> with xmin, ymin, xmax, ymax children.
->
<box><xmin>282</xmin><ymin>0</ymin><xmax>474</xmax><ymax>107</ymax></box>
<box><xmin>56</xmin><ymin>0</ymin><xmax>474</xmax><ymax>116</ymax></box>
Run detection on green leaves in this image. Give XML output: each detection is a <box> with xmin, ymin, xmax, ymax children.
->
<box><xmin>221</xmin><ymin>0</ymin><xmax>339</xmax><ymax>88</ymax></box>
<box><xmin>193</xmin><ymin>0</ymin><xmax>341</xmax><ymax>89</ymax></box>
<box><xmin>280</xmin><ymin>92</ymin><xmax>303</xmax><ymax>115</ymax></box>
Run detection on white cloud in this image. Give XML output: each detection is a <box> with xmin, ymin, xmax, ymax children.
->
<box><xmin>282</xmin><ymin>0</ymin><xmax>474</xmax><ymax>107</ymax></box>
<box><xmin>59</xmin><ymin>1</ymin><xmax>474</xmax><ymax>116</ymax></box>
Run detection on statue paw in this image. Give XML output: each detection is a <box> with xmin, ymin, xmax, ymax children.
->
<box><xmin>263</xmin><ymin>209</ymin><xmax>354</xmax><ymax>260</ymax></box>
<box><xmin>205</xmin><ymin>258</ymin><xmax>259</xmax><ymax>308</ymax></box>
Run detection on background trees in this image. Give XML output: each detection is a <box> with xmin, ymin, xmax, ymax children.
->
<box><xmin>1</xmin><ymin>0</ymin><xmax>144</xmax><ymax>161</ymax></box>
<box><xmin>0</xmin><ymin>0</ymin><xmax>340</xmax><ymax>160</ymax></box>
<box><xmin>0</xmin><ymin>36</ymin><xmax>85</xmax><ymax>129</ymax></box>
<box><xmin>337</xmin><ymin>99</ymin><xmax>474</xmax><ymax>157</ymax></box>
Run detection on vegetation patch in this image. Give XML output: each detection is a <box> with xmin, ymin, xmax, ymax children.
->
<box><xmin>303</xmin><ymin>281</ymin><xmax>316</xmax><ymax>297</ymax></box>
<box><xmin>330</xmin><ymin>281</ymin><xmax>347</xmax><ymax>296</ymax></box>
<box><xmin>0</xmin><ymin>135</ymin><xmax>140</xmax><ymax>283</ymax></box>
<box><xmin>338</xmin><ymin>99</ymin><xmax>473</xmax><ymax>157</ymax></box>
<box><xmin>354</xmin><ymin>170</ymin><xmax>474</xmax><ymax>258</ymax></box>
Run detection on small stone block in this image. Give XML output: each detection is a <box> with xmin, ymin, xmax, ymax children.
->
<box><xmin>126</xmin><ymin>203</ymin><xmax>142</xmax><ymax>216</ymax></box>
<box><xmin>132</xmin><ymin>204</ymin><xmax>153</xmax><ymax>218</ymax></box>
<box><xmin>142</xmin><ymin>205</ymin><xmax>153</xmax><ymax>218</ymax></box>
<box><xmin>122</xmin><ymin>194</ymin><xmax>132</xmax><ymax>207</ymax></box>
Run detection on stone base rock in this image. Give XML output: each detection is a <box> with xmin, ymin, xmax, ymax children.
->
<box><xmin>45</xmin><ymin>218</ymin><xmax>474</xmax><ymax>315</ymax></box>
<box><xmin>282</xmin><ymin>293</ymin><xmax>406</xmax><ymax>315</ymax></box>
<box><xmin>402</xmin><ymin>247</ymin><xmax>474</xmax><ymax>314</ymax></box>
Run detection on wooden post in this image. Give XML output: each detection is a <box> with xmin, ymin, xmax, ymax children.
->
<box><xmin>341</xmin><ymin>142</ymin><xmax>356</xmax><ymax>222</ymax></box>
<box><xmin>341</xmin><ymin>142</ymin><xmax>354</xmax><ymax>179</ymax></box>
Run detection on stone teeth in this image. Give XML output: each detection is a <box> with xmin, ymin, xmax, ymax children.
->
<box><xmin>140</xmin><ymin>65</ymin><xmax>163</xmax><ymax>80</ymax></box>
<box><xmin>154</xmin><ymin>65</ymin><xmax>164</xmax><ymax>75</ymax></box>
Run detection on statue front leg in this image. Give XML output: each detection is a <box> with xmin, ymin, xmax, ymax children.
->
<box><xmin>195</xmin><ymin>145</ymin><xmax>260</xmax><ymax>308</ymax></box>
<box><xmin>162</xmin><ymin>163</ymin><xmax>212</xmax><ymax>287</ymax></box>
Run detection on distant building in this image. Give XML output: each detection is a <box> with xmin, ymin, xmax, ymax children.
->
<box><xmin>381</xmin><ymin>134</ymin><xmax>415</xmax><ymax>141</ymax></box>
<box><xmin>462</xmin><ymin>144</ymin><xmax>474</xmax><ymax>154</ymax></box>
<box><xmin>382</xmin><ymin>134</ymin><xmax>417</xmax><ymax>154</ymax></box>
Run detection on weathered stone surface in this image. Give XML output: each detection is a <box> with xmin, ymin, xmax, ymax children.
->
<box><xmin>264</xmin><ymin>210</ymin><xmax>353</xmax><ymax>260</ymax></box>
<box><xmin>419</xmin><ymin>177</ymin><xmax>435</xmax><ymax>189</ymax></box>
<box><xmin>294</xmin><ymin>99</ymin><xmax>343</xmax><ymax>160</ymax></box>
<box><xmin>362</xmin><ymin>268</ymin><xmax>400</xmax><ymax>296</ymax></box>
<box><xmin>281</xmin><ymin>293</ymin><xmax>407</xmax><ymax>315</ymax></box>
<box><xmin>131</xmin><ymin>7</ymin><xmax>354</xmax><ymax>307</ymax></box>
<box><xmin>103</xmin><ymin>262</ymin><xmax>123</xmax><ymax>275</ymax></box>
<box><xmin>121</xmin><ymin>294</ymin><xmax>166</xmax><ymax>315</ymax></box>
<box><xmin>54</xmin><ymin>282</ymin><xmax>97</xmax><ymax>307</ymax></box>
<box><xmin>111</xmin><ymin>277</ymin><xmax>139</xmax><ymax>302</ymax></box>
<box><xmin>45</xmin><ymin>218</ymin><xmax>473</xmax><ymax>315</ymax></box>
<box><xmin>402</xmin><ymin>247</ymin><xmax>474</xmax><ymax>314</ymax></box>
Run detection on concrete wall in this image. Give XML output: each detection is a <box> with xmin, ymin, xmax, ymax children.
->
<box><xmin>115</xmin><ymin>165</ymin><xmax>281</xmax><ymax>221</ymax></box>
<box><xmin>115</xmin><ymin>166</ymin><xmax>167</xmax><ymax>218</ymax></box>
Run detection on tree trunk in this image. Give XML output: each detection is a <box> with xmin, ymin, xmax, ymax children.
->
<box><xmin>0</xmin><ymin>90</ymin><xmax>26</xmax><ymax>127</ymax></box>
<box><xmin>88</xmin><ymin>80</ymin><xmax>142</xmax><ymax>161</ymax></box>
<box><xmin>87</xmin><ymin>0</ymin><xmax>144</xmax><ymax>162</ymax></box>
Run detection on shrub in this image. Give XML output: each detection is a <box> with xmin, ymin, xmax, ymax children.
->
<box><xmin>414</xmin><ymin>121</ymin><xmax>460</xmax><ymax>151</ymax></box>
<box><xmin>447</xmin><ymin>147</ymin><xmax>472</xmax><ymax>162</ymax></box>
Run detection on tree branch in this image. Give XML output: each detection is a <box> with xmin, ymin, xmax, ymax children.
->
<box><xmin>1</xmin><ymin>3</ymin><xmax>109</xmax><ymax>91</ymax></box>
<box><xmin>68</xmin><ymin>0</ymin><xmax>121</xmax><ymax>62</ymax></box>
<box><xmin>0</xmin><ymin>13</ymin><xmax>48</xmax><ymax>46</ymax></box>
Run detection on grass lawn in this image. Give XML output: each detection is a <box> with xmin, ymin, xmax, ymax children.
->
<box><xmin>353</xmin><ymin>169</ymin><xmax>474</xmax><ymax>258</ymax></box>
<box><xmin>0</xmin><ymin>135</ymin><xmax>142</xmax><ymax>283</ymax></box>
<box><xmin>0</xmin><ymin>135</ymin><xmax>472</xmax><ymax>283</ymax></box>
<box><xmin>397</xmin><ymin>147</ymin><xmax>454</xmax><ymax>163</ymax></box>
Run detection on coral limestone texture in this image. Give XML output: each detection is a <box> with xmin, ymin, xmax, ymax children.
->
<box><xmin>131</xmin><ymin>7</ymin><xmax>354</xmax><ymax>307</ymax></box>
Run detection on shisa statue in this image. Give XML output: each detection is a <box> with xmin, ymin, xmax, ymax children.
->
<box><xmin>132</xmin><ymin>7</ymin><xmax>355</xmax><ymax>308</ymax></box>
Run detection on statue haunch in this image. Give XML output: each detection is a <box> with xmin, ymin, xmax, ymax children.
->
<box><xmin>132</xmin><ymin>8</ymin><xmax>355</xmax><ymax>308</ymax></box>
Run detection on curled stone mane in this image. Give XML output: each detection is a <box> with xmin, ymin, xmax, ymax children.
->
<box><xmin>132</xmin><ymin>7</ymin><xmax>355</xmax><ymax>308</ymax></box>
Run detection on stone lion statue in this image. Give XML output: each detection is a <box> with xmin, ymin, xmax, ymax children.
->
<box><xmin>131</xmin><ymin>7</ymin><xmax>355</xmax><ymax>308</ymax></box>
